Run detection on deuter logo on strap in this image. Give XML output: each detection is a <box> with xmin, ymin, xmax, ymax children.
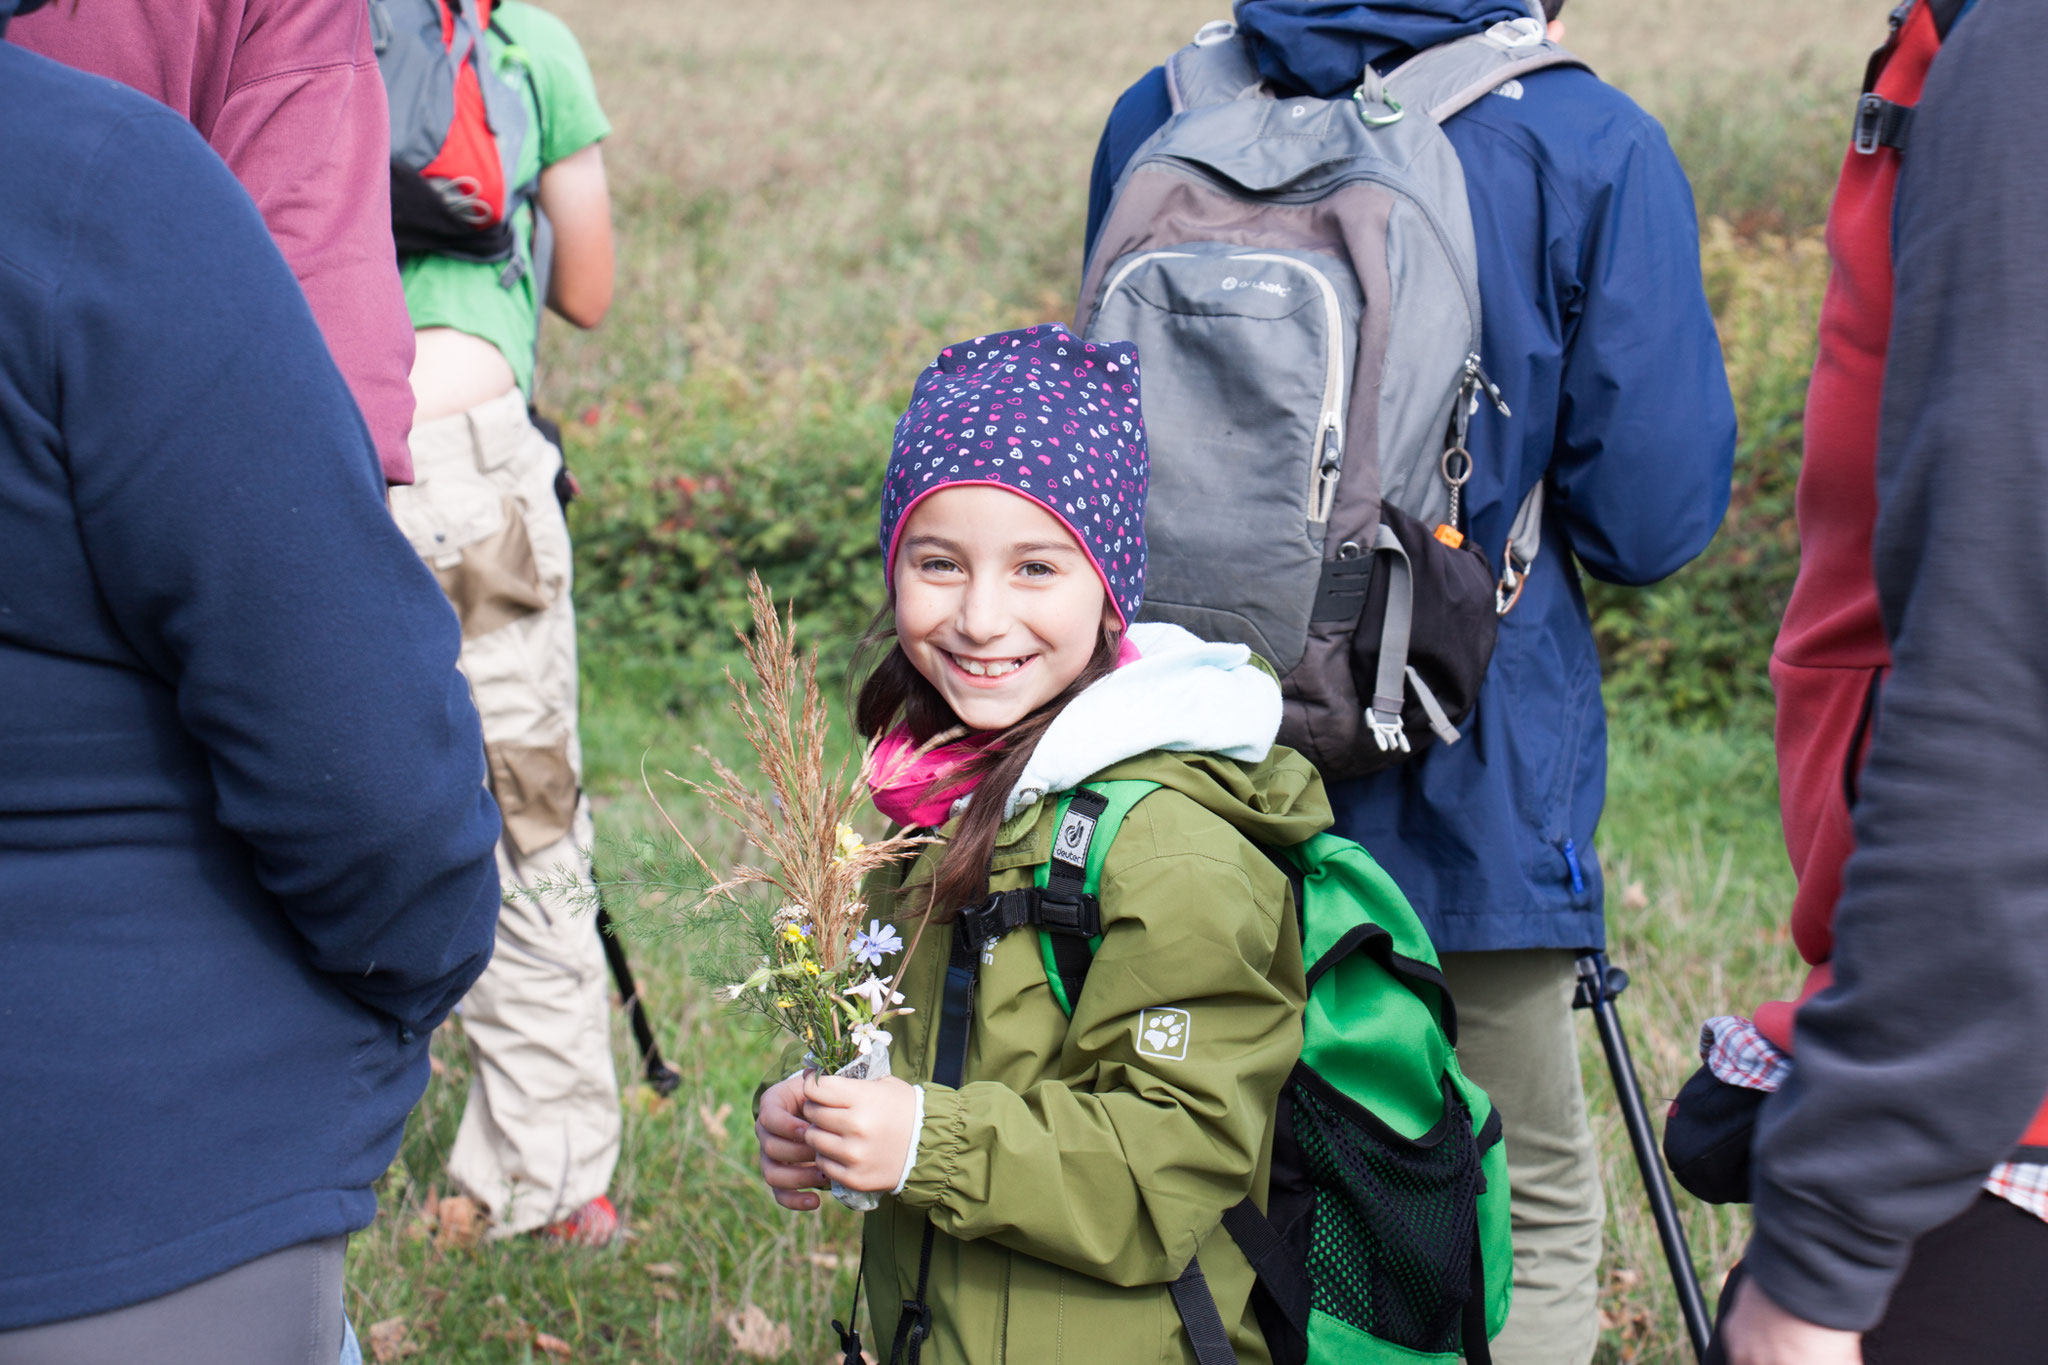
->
<box><xmin>1056</xmin><ymin>807</ymin><xmax>1098</xmax><ymax>863</ymax></box>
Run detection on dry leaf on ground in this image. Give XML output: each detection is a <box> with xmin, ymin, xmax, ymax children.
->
<box><xmin>534</xmin><ymin>1332</ymin><xmax>574</xmax><ymax>1361</ymax></box>
<box><xmin>804</xmin><ymin>1250</ymin><xmax>841</xmax><ymax>1270</ymax></box>
<box><xmin>643</xmin><ymin>1261</ymin><xmax>681</xmax><ymax>1279</ymax></box>
<box><xmin>434</xmin><ymin>1194</ymin><xmax>483</xmax><ymax>1250</ymax></box>
<box><xmin>722</xmin><ymin>1304</ymin><xmax>793</xmax><ymax>1360</ymax></box>
<box><xmin>1621</xmin><ymin>880</ymin><xmax>1650</xmax><ymax>911</ymax></box>
<box><xmin>698</xmin><ymin>1099</ymin><xmax>733</xmax><ymax>1144</ymax></box>
<box><xmin>367</xmin><ymin>1317</ymin><xmax>423</xmax><ymax>1362</ymax></box>
<box><xmin>625</xmin><ymin>1086</ymin><xmax>674</xmax><ymax>1118</ymax></box>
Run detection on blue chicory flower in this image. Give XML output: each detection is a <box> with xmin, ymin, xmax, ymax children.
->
<box><xmin>849</xmin><ymin>918</ymin><xmax>905</xmax><ymax>968</ymax></box>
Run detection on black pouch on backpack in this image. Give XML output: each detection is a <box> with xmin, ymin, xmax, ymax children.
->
<box><xmin>1661</xmin><ymin>1063</ymin><xmax>1767</xmax><ymax>1206</ymax></box>
<box><xmin>1333</xmin><ymin>503</ymin><xmax>1500</xmax><ymax>780</ymax></box>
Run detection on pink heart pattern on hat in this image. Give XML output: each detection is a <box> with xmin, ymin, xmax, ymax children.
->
<box><xmin>880</xmin><ymin>324</ymin><xmax>1148</xmax><ymax>624</ymax></box>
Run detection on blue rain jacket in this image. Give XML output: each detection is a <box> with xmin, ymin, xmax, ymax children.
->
<box><xmin>1085</xmin><ymin>0</ymin><xmax>1735</xmax><ymax>952</ymax></box>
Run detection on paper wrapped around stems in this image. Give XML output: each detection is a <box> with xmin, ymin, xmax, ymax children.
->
<box><xmin>808</xmin><ymin>1031</ymin><xmax>892</xmax><ymax>1212</ymax></box>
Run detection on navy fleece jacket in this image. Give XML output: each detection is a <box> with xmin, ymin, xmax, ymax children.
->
<box><xmin>0</xmin><ymin>42</ymin><xmax>500</xmax><ymax>1326</ymax></box>
<box><xmin>1086</xmin><ymin>1</ymin><xmax>1736</xmax><ymax>952</ymax></box>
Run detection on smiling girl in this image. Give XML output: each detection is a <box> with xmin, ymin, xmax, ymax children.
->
<box><xmin>753</xmin><ymin>326</ymin><xmax>1327</xmax><ymax>1364</ymax></box>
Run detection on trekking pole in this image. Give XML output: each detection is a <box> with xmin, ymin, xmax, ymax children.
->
<box><xmin>597</xmin><ymin>901</ymin><xmax>682</xmax><ymax>1096</ymax></box>
<box><xmin>1572</xmin><ymin>951</ymin><xmax>1711</xmax><ymax>1362</ymax></box>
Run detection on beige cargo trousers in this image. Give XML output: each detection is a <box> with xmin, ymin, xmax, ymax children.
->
<box><xmin>389</xmin><ymin>389</ymin><xmax>621</xmax><ymax>1236</ymax></box>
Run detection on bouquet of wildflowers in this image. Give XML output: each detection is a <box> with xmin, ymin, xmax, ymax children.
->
<box><xmin>645</xmin><ymin>579</ymin><xmax>927</xmax><ymax>1203</ymax></box>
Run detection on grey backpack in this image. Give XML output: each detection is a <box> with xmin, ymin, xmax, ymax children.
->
<box><xmin>369</xmin><ymin>0</ymin><xmax>536</xmax><ymax>272</ymax></box>
<box><xmin>1076</xmin><ymin>12</ymin><xmax>1582</xmax><ymax>779</ymax></box>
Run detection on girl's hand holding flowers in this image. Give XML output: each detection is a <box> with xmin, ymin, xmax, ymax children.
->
<box><xmin>801</xmin><ymin>1072</ymin><xmax>919</xmax><ymax>1194</ymax></box>
<box><xmin>755</xmin><ymin>1074</ymin><xmax>830</xmax><ymax>1211</ymax></box>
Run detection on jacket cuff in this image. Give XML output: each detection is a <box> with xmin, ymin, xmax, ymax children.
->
<box><xmin>1745</xmin><ymin>1181</ymin><xmax>1912</xmax><ymax>1331</ymax></box>
<box><xmin>897</xmin><ymin>1084</ymin><xmax>968</xmax><ymax>1210</ymax></box>
<box><xmin>890</xmin><ymin>1085</ymin><xmax>928</xmax><ymax>1195</ymax></box>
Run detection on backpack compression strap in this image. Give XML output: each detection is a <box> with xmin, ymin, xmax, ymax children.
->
<box><xmin>1382</xmin><ymin>22</ymin><xmax>1585</xmax><ymax>619</ymax></box>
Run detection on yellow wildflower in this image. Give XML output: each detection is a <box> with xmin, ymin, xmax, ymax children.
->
<box><xmin>803</xmin><ymin>961</ymin><xmax>821</xmax><ymax>977</ymax></box>
<box><xmin>834</xmin><ymin>823</ymin><xmax>865</xmax><ymax>862</ymax></box>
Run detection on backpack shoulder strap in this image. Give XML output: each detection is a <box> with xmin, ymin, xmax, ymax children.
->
<box><xmin>1035</xmin><ymin>779</ymin><xmax>1161</xmax><ymax>1016</ymax></box>
<box><xmin>1164</xmin><ymin>24</ymin><xmax>1267</xmax><ymax>115</ymax></box>
<box><xmin>1383</xmin><ymin>19</ymin><xmax>1589</xmax><ymax>124</ymax></box>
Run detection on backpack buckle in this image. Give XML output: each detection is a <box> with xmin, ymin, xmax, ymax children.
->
<box><xmin>1853</xmin><ymin>93</ymin><xmax>1914</xmax><ymax>155</ymax></box>
<box><xmin>1854</xmin><ymin>93</ymin><xmax>1885</xmax><ymax>154</ymax></box>
<box><xmin>1032</xmin><ymin>890</ymin><xmax>1101</xmax><ymax>937</ymax></box>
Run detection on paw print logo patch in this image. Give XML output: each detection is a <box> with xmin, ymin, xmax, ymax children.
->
<box><xmin>1136</xmin><ymin>1007</ymin><xmax>1191</xmax><ymax>1061</ymax></box>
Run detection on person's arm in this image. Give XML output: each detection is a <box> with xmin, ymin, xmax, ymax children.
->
<box><xmin>1743</xmin><ymin>0</ymin><xmax>2048</xmax><ymax>1332</ymax></box>
<box><xmin>1083</xmin><ymin>67</ymin><xmax>1171</xmax><ymax>268</ymax></box>
<box><xmin>1544</xmin><ymin>116</ymin><xmax>1736</xmax><ymax>585</ymax></box>
<box><xmin>56</xmin><ymin>108</ymin><xmax>501</xmax><ymax>1034</ymax></box>
<box><xmin>211</xmin><ymin>0</ymin><xmax>418</xmax><ymax>484</ymax></box>
<box><xmin>537</xmin><ymin>141</ymin><xmax>613</xmax><ymax>328</ymax></box>
<box><xmin>897</xmin><ymin>814</ymin><xmax>1304</xmax><ymax>1286</ymax></box>
<box><xmin>508</xmin><ymin>6</ymin><xmax>613</xmax><ymax>330</ymax></box>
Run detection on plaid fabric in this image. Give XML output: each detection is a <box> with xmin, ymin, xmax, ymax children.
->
<box><xmin>1700</xmin><ymin>1015</ymin><xmax>1793</xmax><ymax>1092</ymax></box>
<box><xmin>1696</xmin><ymin>1015</ymin><xmax>2048</xmax><ymax>1225</ymax></box>
<box><xmin>1986</xmin><ymin>1161</ymin><xmax>2048</xmax><ymax>1222</ymax></box>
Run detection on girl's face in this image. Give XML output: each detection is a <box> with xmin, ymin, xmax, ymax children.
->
<box><xmin>892</xmin><ymin>484</ymin><xmax>1118</xmax><ymax>731</ymax></box>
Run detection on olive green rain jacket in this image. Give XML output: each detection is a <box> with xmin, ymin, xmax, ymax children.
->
<box><xmin>863</xmin><ymin>729</ymin><xmax>1328</xmax><ymax>1365</ymax></box>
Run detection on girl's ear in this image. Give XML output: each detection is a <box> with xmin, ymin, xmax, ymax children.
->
<box><xmin>1101</xmin><ymin>598</ymin><xmax>1122</xmax><ymax>634</ymax></box>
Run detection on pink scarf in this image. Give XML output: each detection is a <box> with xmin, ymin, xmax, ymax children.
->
<box><xmin>868</xmin><ymin>728</ymin><xmax>990</xmax><ymax>829</ymax></box>
<box><xmin>865</xmin><ymin>635</ymin><xmax>1143</xmax><ymax>827</ymax></box>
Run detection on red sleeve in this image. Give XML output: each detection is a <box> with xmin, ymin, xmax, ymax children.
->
<box><xmin>212</xmin><ymin>0</ymin><xmax>417</xmax><ymax>483</ymax></box>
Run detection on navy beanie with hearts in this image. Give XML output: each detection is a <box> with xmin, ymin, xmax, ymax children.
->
<box><xmin>880</xmin><ymin>324</ymin><xmax>1148</xmax><ymax>625</ymax></box>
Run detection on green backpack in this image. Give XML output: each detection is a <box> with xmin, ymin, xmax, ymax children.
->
<box><xmin>1034</xmin><ymin>780</ymin><xmax>1511</xmax><ymax>1365</ymax></box>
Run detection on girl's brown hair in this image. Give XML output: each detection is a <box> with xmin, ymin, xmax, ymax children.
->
<box><xmin>853</xmin><ymin>611</ymin><xmax>1121</xmax><ymax>918</ymax></box>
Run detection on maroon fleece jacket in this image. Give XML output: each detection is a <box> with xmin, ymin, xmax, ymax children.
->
<box><xmin>15</xmin><ymin>0</ymin><xmax>418</xmax><ymax>483</ymax></box>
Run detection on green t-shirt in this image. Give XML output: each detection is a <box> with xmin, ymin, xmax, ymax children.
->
<box><xmin>398</xmin><ymin>1</ymin><xmax>611</xmax><ymax>396</ymax></box>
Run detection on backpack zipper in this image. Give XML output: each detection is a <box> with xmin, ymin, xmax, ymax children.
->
<box><xmin>1226</xmin><ymin>252</ymin><xmax>1348</xmax><ymax>522</ymax></box>
<box><xmin>1100</xmin><ymin>249</ymin><xmax>1195</xmax><ymax>303</ymax></box>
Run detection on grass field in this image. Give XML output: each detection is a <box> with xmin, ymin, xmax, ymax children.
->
<box><xmin>342</xmin><ymin>3</ymin><xmax>1885</xmax><ymax>1360</ymax></box>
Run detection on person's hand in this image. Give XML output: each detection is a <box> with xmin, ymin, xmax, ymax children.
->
<box><xmin>1719</xmin><ymin>1275</ymin><xmax>1863</xmax><ymax>1365</ymax></box>
<box><xmin>801</xmin><ymin>1072</ymin><xmax>919</xmax><ymax>1194</ymax></box>
<box><xmin>756</xmin><ymin>1073</ymin><xmax>830</xmax><ymax>1211</ymax></box>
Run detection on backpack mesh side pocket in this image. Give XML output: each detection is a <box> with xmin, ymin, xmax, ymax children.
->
<box><xmin>1290</xmin><ymin>1066</ymin><xmax>1482</xmax><ymax>1354</ymax></box>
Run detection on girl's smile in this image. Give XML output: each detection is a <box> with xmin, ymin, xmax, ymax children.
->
<box><xmin>944</xmin><ymin>651</ymin><xmax>1034</xmax><ymax>682</ymax></box>
<box><xmin>891</xmin><ymin>484</ymin><xmax>1118</xmax><ymax>731</ymax></box>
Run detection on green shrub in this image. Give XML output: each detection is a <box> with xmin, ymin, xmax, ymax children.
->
<box><xmin>566</xmin><ymin>371</ymin><xmax>897</xmax><ymax>707</ymax></box>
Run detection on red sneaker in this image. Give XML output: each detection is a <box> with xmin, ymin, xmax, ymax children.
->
<box><xmin>536</xmin><ymin>1195</ymin><xmax>620</xmax><ymax>1248</ymax></box>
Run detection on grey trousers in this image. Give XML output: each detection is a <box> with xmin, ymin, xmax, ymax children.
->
<box><xmin>0</xmin><ymin>1237</ymin><xmax>345</xmax><ymax>1365</ymax></box>
<box><xmin>1442</xmin><ymin>949</ymin><xmax>1604</xmax><ymax>1365</ymax></box>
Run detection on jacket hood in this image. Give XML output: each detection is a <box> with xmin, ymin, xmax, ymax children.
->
<box><xmin>999</xmin><ymin>622</ymin><xmax>1330</xmax><ymax>847</ymax></box>
<box><xmin>1233</xmin><ymin>0</ymin><xmax>1538</xmax><ymax>98</ymax></box>
<box><xmin>1003</xmin><ymin>622</ymin><xmax>1280</xmax><ymax>819</ymax></box>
